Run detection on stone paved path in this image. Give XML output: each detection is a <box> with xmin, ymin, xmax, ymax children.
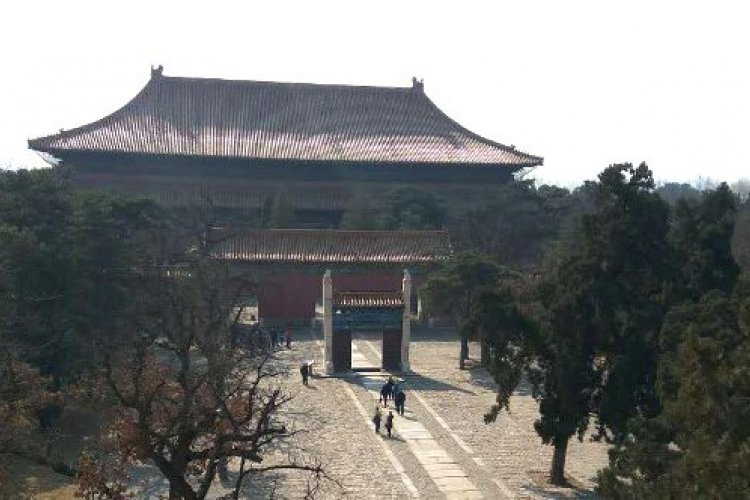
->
<box><xmin>216</xmin><ymin>335</ymin><xmax>412</xmax><ymax>499</ymax></box>
<box><xmin>354</xmin><ymin>340</ymin><xmax>514</xmax><ymax>499</ymax></box>
<box><xmin>358</xmin><ymin>371</ymin><xmax>483</xmax><ymax>499</ymax></box>
<box><xmin>210</xmin><ymin>328</ymin><xmax>608</xmax><ymax>499</ymax></box>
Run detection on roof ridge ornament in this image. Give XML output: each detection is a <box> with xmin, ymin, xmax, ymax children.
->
<box><xmin>151</xmin><ymin>65</ymin><xmax>164</xmax><ymax>79</ymax></box>
<box><xmin>411</xmin><ymin>77</ymin><xmax>424</xmax><ymax>92</ymax></box>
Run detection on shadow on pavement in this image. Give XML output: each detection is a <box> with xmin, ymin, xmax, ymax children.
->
<box><xmin>411</xmin><ymin>326</ymin><xmax>461</xmax><ymax>342</ymax></box>
<box><xmin>405</xmin><ymin>373</ymin><xmax>476</xmax><ymax>394</ymax></box>
<box><xmin>522</xmin><ymin>482</ymin><xmax>596</xmax><ymax>499</ymax></box>
<box><xmin>466</xmin><ymin>364</ymin><xmax>534</xmax><ymax>397</ymax></box>
<box><xmin>468</xmin><ymin>367</ymin><xmax>497</xmax><ymax>391</ymax></box>
<box><xmin>238</xmin><ymin>471</ymin><xmax>284</xmax><ymax>498</ymax></box>
<box><xmin>381</xmin><ymin>434</ymin><xmax>406</xmax><ymax>442</ymax></box>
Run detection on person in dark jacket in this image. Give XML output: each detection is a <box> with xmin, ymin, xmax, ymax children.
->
<box><xmin>395</xmin><ymin>390</ymin><xmax>406</xmax><ymax>416</ymax></box>
<box><xmin>380</xmin><ymin>381</ymin><xmax>393</xmax><ymax>407</ymax></box>
<box><xmin>300</xmin><ymin>362</ymin><xmax>309</xmax><ymax>386</ymax></box>
<box><xmin>385</xmin><ymin>411</ymin><xmax>395</xmax><ymax>438</ymax></box>
<box><xmin>372</xmin><ymin>407</ymin><xmax>382</xmax><ymax>434</ymax></box>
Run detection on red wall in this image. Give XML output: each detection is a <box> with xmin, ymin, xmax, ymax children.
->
<box><xmin>258</xmin><ymin>270</ymin><xmax>422</xmax><ymax>322</ymax></box>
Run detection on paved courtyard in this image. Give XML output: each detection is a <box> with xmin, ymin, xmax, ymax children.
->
<box><xmin>225</xmin><ymin>327</ymin><xmax>608</xmax><ymax>499</ymax></box>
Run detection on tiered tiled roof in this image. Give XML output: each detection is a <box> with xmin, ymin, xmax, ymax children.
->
<box><xmin>212</xmin><ymin>229</ymin><xmax>451</xmax><ymax>264</ymax></box>
<box><xmin>333</xmin><ymin>291</ymin><xmax>403</xmax><ymax>308</ymax></box>
<box><xmin>29</xmin><ymin>68</ymin><xmax>542</xmax><ymax>168</ymax></box>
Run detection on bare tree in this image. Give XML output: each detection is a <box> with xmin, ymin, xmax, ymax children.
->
<box><xmin>75</xmin><ymin>254</ymin><xmax>326</xmax><ymax>499</ymax></box>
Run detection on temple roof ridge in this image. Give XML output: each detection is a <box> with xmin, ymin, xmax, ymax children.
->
<box><xmin>153</xmin><ymin>71</ymin><xmax>417</xmax><ymax>93</ymax></box>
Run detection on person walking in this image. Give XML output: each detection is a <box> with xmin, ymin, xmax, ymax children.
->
<box><xmin>395</xmin><ymin>390</ymin><xmax>406</xmax><ymax>416</ymax></box>
<box><xmin>300</xmin><ymin>362</ymin><xmax>309</xmax><ymax>386</ymax></box>
<box><xmin>372</xmin><ymin>407</ymin><xmax>382</xmax><ymax>434</ymax></box>
<box><xmin>380</xmin><ymin>381</ymin><xmax>392</xmax><ymax>407</ymax></box>
<box><xmin>385</xmin><ymin>411</ymin><xmax>394</xmax><ymax>438</ymax></box>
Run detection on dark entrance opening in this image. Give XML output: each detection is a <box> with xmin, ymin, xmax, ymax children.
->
<box><xmin>332</xmin><ymin>292</ymin><xmax>403</xmax><ymax>372</ymax></box>
<box><xmin>331</xmin><ymin>328</ymin><xmax>352</xmax><ymax>373</ymax></box>
<box><xmin>382</xmin><ymin>328</ymin><xmax>403</xmax><ymax>371</ymax></box>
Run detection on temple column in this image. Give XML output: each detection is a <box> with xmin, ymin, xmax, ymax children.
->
<box><xmin>401</xmin><ymin>269</ymin><xmax>412</xmax><ymax>372</ymax></box>
<box><xmin>323</xmin><ymin>270</ymin><xmax>334</xmax><ymax>375</ymax></box>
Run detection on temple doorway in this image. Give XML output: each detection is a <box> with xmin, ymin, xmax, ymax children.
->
<box><xmin>322</xmin><ymin>271</ymin><xmax>412</xmax><ymax>374</ymax></box>
<box><xmin>331</xmin><ymin>296</ymin><xmax>403</xmax><ymax>372</ymax></box>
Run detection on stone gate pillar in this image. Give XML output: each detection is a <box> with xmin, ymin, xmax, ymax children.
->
<box><xmin>401</xmin><ymin>269</ymin><xmax>412</xmax><ymax>372</ymax></box>
<box><xmin>322</xmin><ymin>270</ymin><xmax>334</xmax><ymax>375</ymax></box>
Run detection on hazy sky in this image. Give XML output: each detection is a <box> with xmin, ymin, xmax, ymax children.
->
<box><xmin>1</xmin><ymin>0</ymin><xmax>748</xmax><ymax>186</ymax></box>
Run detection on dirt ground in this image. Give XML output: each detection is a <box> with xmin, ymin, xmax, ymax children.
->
<box><xmin>1</xmin><ymin>457</ymin><xmax>77</xmax><ymax>499</ymax></box>
<box><xmin>1</xmin><ymin>405</ymin><xmax>100</xmax><ymax>499</ymax></box>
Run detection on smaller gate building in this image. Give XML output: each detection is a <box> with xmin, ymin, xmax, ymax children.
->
<box><xmin>215</xmin><ymin>229</ymin><xmax>450</xmax><ymax>374</ymax></box>
<box><xmin>213</xmin><ymin>228</ymin><xmax>451</xmax><ymax>324</ymax></box>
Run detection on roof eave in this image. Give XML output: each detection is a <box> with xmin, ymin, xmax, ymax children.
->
<box><xmin>26</xmin><ymin>147</ymin><xmax>541</xmax><ymax>170</ymax></box>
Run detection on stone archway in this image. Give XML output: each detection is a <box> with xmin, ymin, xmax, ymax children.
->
<box><xmin>322</xmin><ymin>270</ymin><xmax>412</xmax><ymax>375</ymax></box>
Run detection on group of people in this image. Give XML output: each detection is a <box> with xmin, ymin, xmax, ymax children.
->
<box><xmin>372</xmin><ymin>407</ymin><xmax>395</xmax><ymax>437</ymax></box>
<box><xmin>373</xmin><ymin>377</ymin><xmax>407</xmax><ymax>438</ymax></box>
<box><xmin>269</xmin><ymin>325</ymin><xmax>294</xmax><ymax>349</ymax></box>
<box><xmin>295</xmin><ymin>354</ymin><xmax>407</xmax><ymax>437</ymax></box>
<box><xmin>232</xmin><ymin>322</ymin><xmax>294</xmax><ymax>351</ymax></box>
<box><xmin>379</xmin><ymin>376</ymin><xmax>406</xmax><ymax>415</ymax></box>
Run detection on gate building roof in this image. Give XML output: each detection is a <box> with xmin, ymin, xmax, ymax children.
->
<box><xmin>212</xmin><ymin>229</ymin><xmax>451</xmax><ymax>264</ymax></box>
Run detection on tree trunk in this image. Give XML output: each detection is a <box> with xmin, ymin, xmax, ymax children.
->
<box><xmin>459</xmin><ymin>337</ymin><xmax>468</xmax><ymax>370</ymax></box>
<box><xmin>550</xmin><ymin>437</ymin><xmax>569</xmax><ymax>485</ymax></box>
<box><xmin>151</xmin><ymin>452</ymin><xmax>196</xmax><ymax>500</ymax></box>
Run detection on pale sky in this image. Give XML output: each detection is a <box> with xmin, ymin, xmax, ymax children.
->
<box><xmin>1</xmin><ymin>0</ymin><xmax>748</xmax><ymax>186</ymax></box>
